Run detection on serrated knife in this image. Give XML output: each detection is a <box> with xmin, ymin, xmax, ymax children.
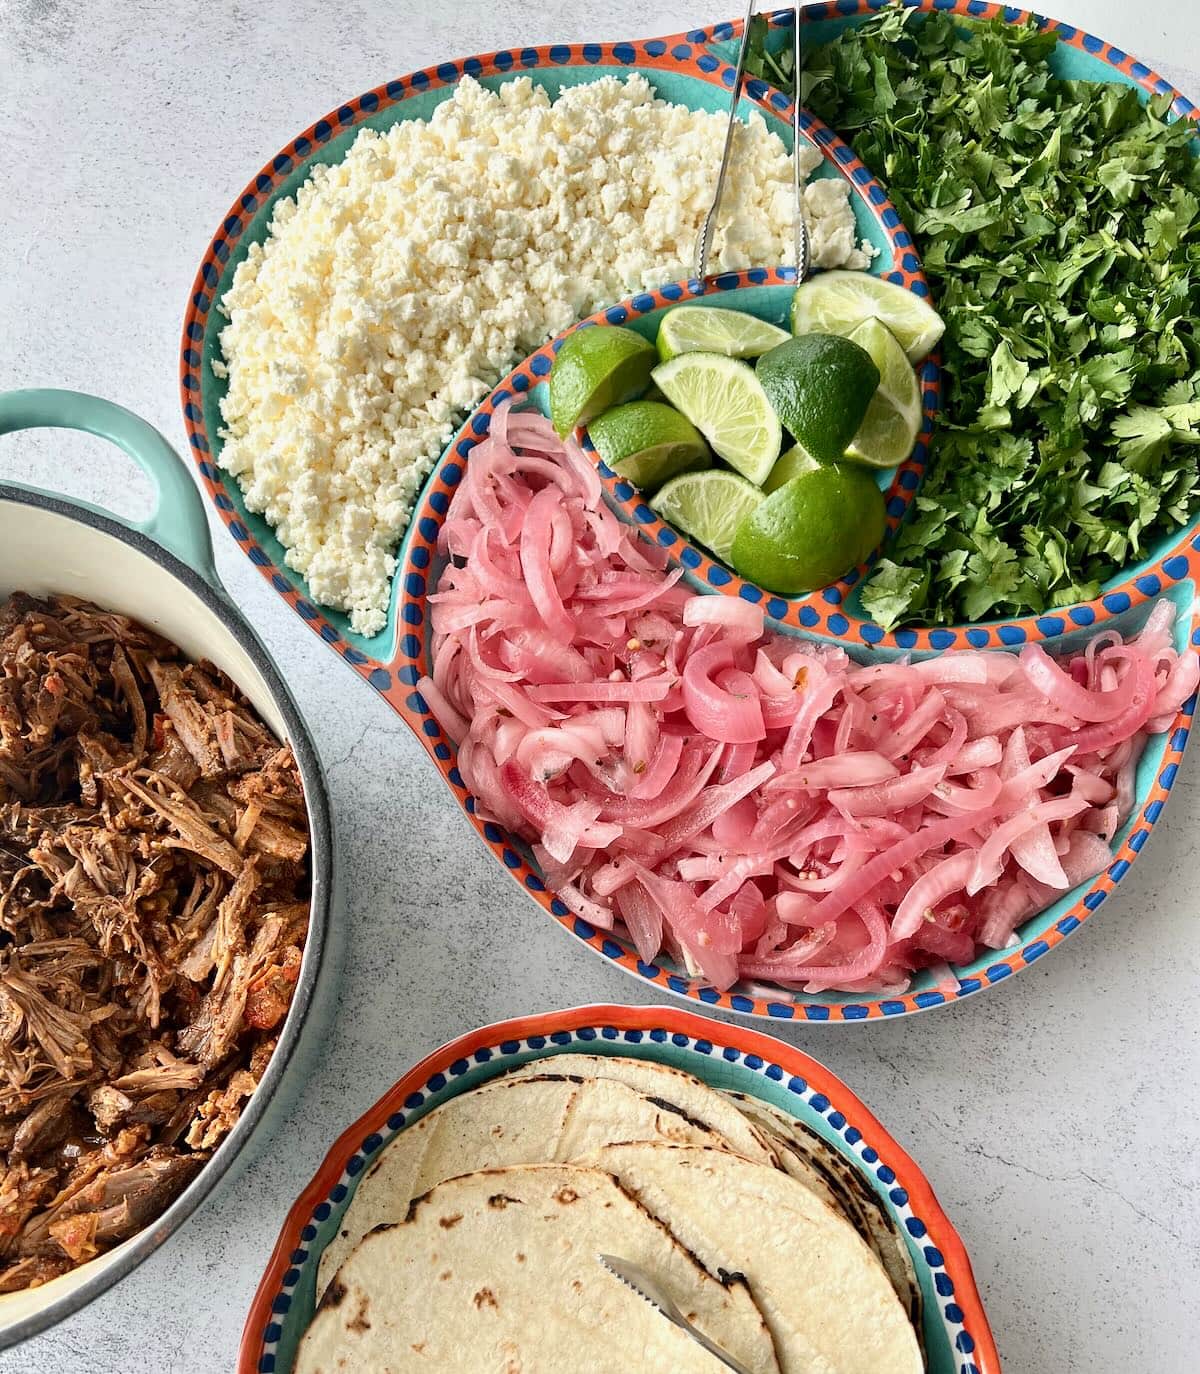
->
<box><xmin>597</xmin><ymin>1252</ymin><xmax>755</xmax><ymax>1373</ymax></box>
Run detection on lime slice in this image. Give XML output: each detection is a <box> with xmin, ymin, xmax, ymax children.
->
<box><xmin>587</xmin><ymin>401</ymin><xmax>711</xmax><ymax>491</ymax></box>
<box><xmin>755</xmin><ymin>334</ymin><xmax>879</xmax><ymax>466</ymax></box>
<box><xmin>651</xmin><ymin>470</ymin><xmax>765</xmax><ymax>562</ymax></box>
<box><xmin>763</xmin><ymin>443</ymin><xmax>824</xmax><ymax>494</ymax></box>
<box><xmin>656</xmin><ymin>306</ymin><xmax>791</xmax><ymax>362</ymax></box>
<box><xmin>843</xmin><ymin>318</ymin><xmax>923</xmax><ymax>468</ymax></box>
<box><xmin>729</xmin><ymin>464</ymin><xmax>886</xmax><ymax>595</ymax></box>
<box><xmin>791</xmin><ymin>270</ymin><xmax>945</xmax><ymax>363</ymax></box>
<box><xmin>651</xmin><ymin>353</ymin><xmax>781</xmax><ymax>485</ymax></box>
<box><xmin>548</xmin><ymin>325</ymin><xmax>656</xmax><ymax>436</ymax></box>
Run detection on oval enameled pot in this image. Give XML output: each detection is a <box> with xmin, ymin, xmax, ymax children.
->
<box><xmin>0</xmin><ymin>390</ymin><xmax>337</xmax><ymax>1351</ymax></box>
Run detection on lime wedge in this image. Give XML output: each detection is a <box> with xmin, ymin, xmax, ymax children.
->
<box><xmin>549</xmin><ymin>325</ymin><xmax>656</xmax><ymax>436</ymax></box>
<box><xmin>843</xmin><ymin>318</ymin><xmax>923</xmax><ymax>468</ymax></box>
<box><xmin>656</xmin><ymin>306</ymin><xmax>791</xmax><ymax>362</ymax></box>
<box><xmin>762</xmin><ymin>443</ymin><xmax>823</xmax><ymax>494</ymax></box>
<box><xmin>729</xmin><ymin>465</ymin><xmax>886</xmax><ymax>595</ymax></box>
<box><xmin>587</xmin><ymin>401</ymin><xmax>711</xmax><ymax>491</ymax></box>
<box><xmin>791</xmin><ymin>270</ymin><xmax>945</xmax><ymax>363</ymax></box>
<box><xmin>756</xmin><ymin>334</ymin><xmax>879</xmax><ymax>465</ymax></box>
<box><xmin>651</xmin><ymin>470</ymin><xmax>765</xmax><ymax>562</ymax></box>
<box><xmin>651</xmin><ymin>353</ymin><xmax>781</xmax><ymax>485</ymax></box>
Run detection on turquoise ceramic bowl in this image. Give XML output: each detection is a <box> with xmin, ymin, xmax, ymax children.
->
<box><xmin>239</xmin><ymin>1006</ymin><xmax>1000</xmax><ymax>1374</ymax></box>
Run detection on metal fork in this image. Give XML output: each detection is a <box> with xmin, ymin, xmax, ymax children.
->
<box><xmin>695</xmin><ymin>4</ymin><xmax>811</xmax><ymax>284</ymax></box>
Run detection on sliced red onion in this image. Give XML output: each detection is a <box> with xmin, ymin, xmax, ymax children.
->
<box><xmin>615</xmin><ymin>880</ymin><xmax>663</xmax><ymax>963</ymax></box>
<box><xmin>631</xmin><ymin>865</ymin><xmax>741</xmax><ymax>958</ymax></box>
<box><xmin>499</xmin><ymin>762</ymin><xmax>620</xmax><ymax>863</ymax></box>
<box><xmin>499</xmin><ymin>627</ymin><xmax>591</xmax><ymax>684</ymax></box>
<box><xmin>829</xmin><ymin>762</ymin><xmax>948</xmax><ymax>818</ymax></box>
<box><xmin>767</xmin><ymin>751</ymin><xmax>899</xmax><ymax>793</ymax></box>
<box><xmin>910</xmin><ymin>921</ymin><xmax>976</xmax><ymax>965</ymax></box>
<box><xmin>716</xmin><ymin>737</ymin><xmax>758</xmax><ymax>784</ymax></box>
<box><xmin>515</xmin><ymin>724</ymin><xmax>607</xmax><ymax>781</ymax></box>
<box><xmin>629</xmin><ymin>731</ymin><xmax>684</xmax><ymax>801</ymax></box>
<box><xmin>730</xmin><ymin>881</ymin><xmax>768</xmax><ymax>946</ymax></box>
<box><xmin>682</xmin><ymin>641</ymin><xmax>765</xmax><ymax>745</ymax></box>
<box><xmin>741</xmin><ymin>900</ymin><xmax>888</xmax><ymax>985</ymax></box>
<box><xmin>558</xmin><ymin>882</ymin><xmax>615</xmax><ymax>929</ymax></box>
<box><xmin>682</xmin><ymin>596</ymin><xmax>764</xmax><ymax>642</ymax></box>
<box><xmin>1059</xmin><ymin>831</ymin><xmax>1114</xmax><ymax>887</ymax></box>
<box><xmin>1149</xmin><ymin>648</ymin><xmax>1199</xmax><ymax>724</ymax></box>
<box><xmin>1019</xmin><ymin>643</ymin><xmax>1134</xmax><ymax>721</ymax></box>
<box><xmin>576</xmin><ymin>566</ymin><xmax>684</xmax><ymax>614</ymax></box>
<box><xmin>415</xmin><ymin>674</ymin><xmax>468</xmax><ymax>745</ymax></box>
<box><xmin>881</xmin><ymin>687</ymin><xmax>946</xmax><ymax>760</ymax></box>
<box><xmin>1134</xmin><ymin>597</ymin><xmax>1177</xmax><ymax>659</ymax></box>
<box><xmin>712</xmin><ymin>796</ymin><xmax>759</xmax><ymax>850</ymax></box>
<box><xmin>977</xmin><ymin>880</ymin><xmax>1036</xmax><ymax>950</ymax></box>
<box><xmin>890</xmin><ymin>852</ymin><xmax>976</xmax><ymax>940</ymax></box>
<box><xmin>429</xmin><ymin>406</ymin><xmax>1192</xmax><ymax>995</ymax></box>
<box><xmin>779</xmin><ymin>669</ymin><xmax>839</xmax><ymax>769</ymax></box>
<box><xmin>655</xmin><ymin>762</ymin><xmax>776</xmax><ymax>850</ymax></box>
<box><xmin>967</xmin><ymin>795</ymin><xmax>1090</xmax><ymax>895</ymax></box>
<box><xmin>530</xmin><ymin>676</ymin><xmax>673</xmax><ymax>703</ymax></box>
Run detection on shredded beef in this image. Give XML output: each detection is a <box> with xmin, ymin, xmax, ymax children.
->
<box><xmin>0</xmin><ymin>593</ymin><xmax>310</xmax><ymax>1291</ymax></box>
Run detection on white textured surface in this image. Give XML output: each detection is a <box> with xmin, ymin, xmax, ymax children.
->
<box><xmin>0</xmin><ymin>1</ymin><xmax>1197</xmax><ymax>1370</ymax></box>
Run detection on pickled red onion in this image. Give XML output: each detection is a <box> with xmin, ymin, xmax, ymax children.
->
<box><xmin>427</xmin><ymin>403</ymin><xmax>1195</xmax><ymax>995</ymax></box>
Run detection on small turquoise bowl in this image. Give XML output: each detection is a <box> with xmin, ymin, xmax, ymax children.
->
<box><xmin>239</xmin><ymin>1005</ymin><xmax>1000</xmax><ymax>1374</ymax></box>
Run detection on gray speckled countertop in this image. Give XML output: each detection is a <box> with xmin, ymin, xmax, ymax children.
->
<box><xmin>1</xmin><ymin>1</ymin><xmax>1198</xmax><ymax>1369</ymax></box>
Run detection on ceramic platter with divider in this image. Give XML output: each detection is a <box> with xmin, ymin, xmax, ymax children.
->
<box><xmin>183</xmin><ymin>2</ymin><xmax>1200</xmax><ymax>1022</ymax></box>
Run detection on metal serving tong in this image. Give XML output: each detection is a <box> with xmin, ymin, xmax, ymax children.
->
<box><xmin>695</xmin><ymin>1</ymin><xmax>810</xmax><ymax>284</ymax></box>
<box><xmin>597</xmin><ymin>1253</ymin><xmax>755</xmax><ymax>1373</ymax></box>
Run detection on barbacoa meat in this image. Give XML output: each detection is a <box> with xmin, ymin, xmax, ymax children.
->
<box><xmin>0</xmin><ymin>593</ymin><xmax>310</xmax><ymax>1291</ymax></box>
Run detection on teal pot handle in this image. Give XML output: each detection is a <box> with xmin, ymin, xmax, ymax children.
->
<box><xmin>0</xmin><ymin>388</ymin><xmax>219</xmax><ymax>589</ymax></box>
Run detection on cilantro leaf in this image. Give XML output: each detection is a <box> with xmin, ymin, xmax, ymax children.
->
<box><xmin>859</xmin><ymin>560</ymin><xmax>928</xmax><ymax>629</ymax></box>
<box><xmin>805</xmin><ymin>3</ymin><xmax>1200</xmax><ymax>627</ymax></box>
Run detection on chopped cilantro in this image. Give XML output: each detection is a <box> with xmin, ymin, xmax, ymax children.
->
<box><xmin>744</xmin><ymin>15</ymin><xmax>794</xmax><ymax>92</ymax></box>
<box><xmin>797</xmin><ymin>5</ymin><xmax>1200</xmax><ymax>627</ymax></box>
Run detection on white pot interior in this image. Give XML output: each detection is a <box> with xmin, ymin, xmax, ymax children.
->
<box><xmin>0</xmin><ymin>498</ymin><xmax>286</xmax><ymax>738</ymax></box>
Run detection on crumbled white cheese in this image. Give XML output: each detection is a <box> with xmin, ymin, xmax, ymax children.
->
<box><xmin>216</xmin><ymin>74</ymin><xmax>872</xmax><ymax>636</ymax></box>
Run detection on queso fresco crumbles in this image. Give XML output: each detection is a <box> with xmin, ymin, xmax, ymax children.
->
<box><xmin>213</xmin><ymin>74</ymin><xmax>871</xmax><ymax>636</ymax></box>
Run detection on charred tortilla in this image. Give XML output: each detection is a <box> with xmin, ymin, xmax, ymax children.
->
<box><xmin>298</xmin><ymin>1164</ymin><xmax>782</xmax><ymax>1374</ymax></box>
<box><xmin>316</xmin><ymin>1073</ymin><xmax>729</xmax><ymax>1292</ymax></box>
<box><xmin>585</xmin><ymin>1142</ymin><xmax>923</xmax><ymax>1374</ymax></box>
